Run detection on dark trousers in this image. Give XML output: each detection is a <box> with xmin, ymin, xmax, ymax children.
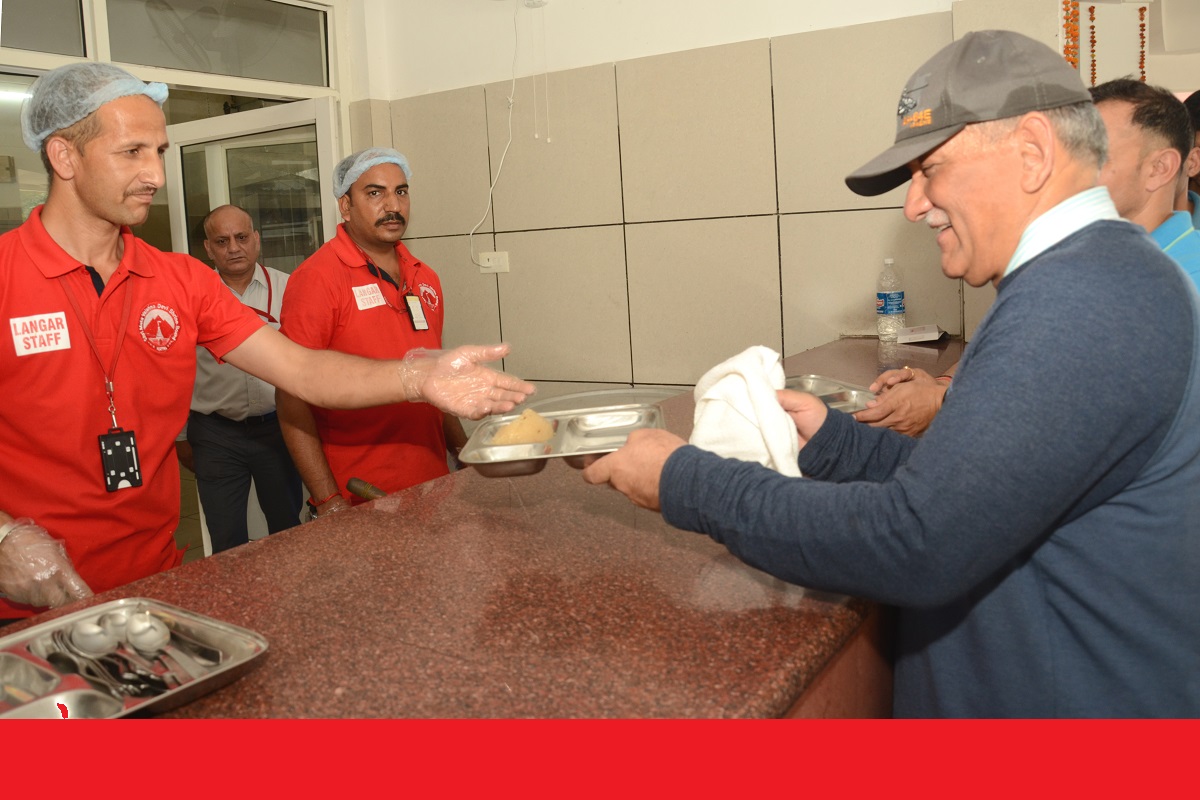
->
<box><xmin>187</xmin><ymin>410</ymin><xmax>303</xmax><ymax>554</ymax></box>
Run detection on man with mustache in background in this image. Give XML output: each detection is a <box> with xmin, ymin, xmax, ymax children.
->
<box><xmin>277</xmin><ymin>148</ymin><xmax>468</xmax><ymax>519</ymax></box>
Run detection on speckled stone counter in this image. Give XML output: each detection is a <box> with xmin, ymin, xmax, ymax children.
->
<box><xmin>14</xmin><ymin>337</ymin><xmax>965</xmax><ymax>717</ymax></box>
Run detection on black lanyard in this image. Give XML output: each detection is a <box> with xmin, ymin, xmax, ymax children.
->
<box><xmin>362</xmin><ymin>257</ymin><xmax>427</xmax><ymax>331</ymax></box>
<box><xmin>366</xmin><ymin>261</ymin><xmax>406</xmax><ymax>294</ymax></box>
<box><xmin>59</xmin><ymin>274</ymin><xmax>134</xmax><ymax>430</ymax></box>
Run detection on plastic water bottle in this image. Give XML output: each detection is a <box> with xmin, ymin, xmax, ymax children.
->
<box><xmin>876</xmin><ymin>258</ymin><xmax>906</xmax><ymax>342</ymax></box>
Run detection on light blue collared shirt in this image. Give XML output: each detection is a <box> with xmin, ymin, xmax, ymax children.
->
<box><xmin>1003</xmin><ymin>186</ymin><xmax>1124</xmax><ymax>278</ymax></box>
<box><xmin>1150</xmin><ymin>210</ymin><xmax>1200</xmax><ymax>287</ymax></box>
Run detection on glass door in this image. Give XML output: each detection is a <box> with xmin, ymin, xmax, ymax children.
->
<box><xmin>164</xmin><ymin>96</ymin><xmax>340</xmax><ymax>272</ymax></box>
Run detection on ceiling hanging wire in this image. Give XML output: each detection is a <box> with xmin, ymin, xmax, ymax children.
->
<box><xmin>531</xmin><ymin>1</ymin><xmax>551</xmax><ymax>143</ymax></box>
<box><xmin>468</xmin><ymin>0</ymin><xmax>521</xmax><ymax>267</ymax></box>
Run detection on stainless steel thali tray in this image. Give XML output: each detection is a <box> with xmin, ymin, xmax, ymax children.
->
<box><xmin>460</xmin><ymin>402</ymin><xmax>667</xmax><ymax>477</ymax></box>
<box><xmin>785</xmin><ymin>374</ymin><xmax>876</xmax><ymax>414</ymax></box>
<box><xmin>0</xmin><ymin>597</ymin><xmax>267</xmax><ymax>719</ymax></box>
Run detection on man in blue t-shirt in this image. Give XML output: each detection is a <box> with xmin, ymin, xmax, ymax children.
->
<box><xmin>1092</xmin><ymin>79</ymin><xmax>1200</xmax><ymax>283</ymax></box>
<box><xmin>1181</xmin><ymin>90</ymin><xmax>1199</xmax><ymax>229</ymax></box>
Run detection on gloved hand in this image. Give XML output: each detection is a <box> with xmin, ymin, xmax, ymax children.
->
<box><xmin>0</xmin><ymin>518</ymin><xmax>94</xmax><ymax>609</ymax></box>
<box><xmin>399</xmin><ymin>344</ymin><xmax>535</xmax><ymax>420</ymax></box>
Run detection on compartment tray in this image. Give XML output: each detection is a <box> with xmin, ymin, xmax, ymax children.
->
<box><xmin>459</xmin><ymin>402</ymin><xmax>667</xmax><ymax>477</ymax></box>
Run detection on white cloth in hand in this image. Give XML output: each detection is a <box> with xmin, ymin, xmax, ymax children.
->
<box><xmin>690</xmin><ymin>346</ymin><xmax>801</xmax><ymax>477</ymax></box>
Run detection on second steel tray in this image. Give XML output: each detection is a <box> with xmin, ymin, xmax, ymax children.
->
<box><xmin>784</xmin><ymin>374</ymin><xmax>876</xmax><ymax>414</ymax></box>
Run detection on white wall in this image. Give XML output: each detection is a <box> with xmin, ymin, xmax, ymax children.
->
<box><xmin>351</xmin><ymin>0</ymin><xmax>953</xmax><ymax>100</ymax></box>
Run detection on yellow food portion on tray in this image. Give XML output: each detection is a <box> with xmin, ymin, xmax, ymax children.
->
<box><xmin>490</xmin><ymin>408</ymin><xmax>555</xmax><ymax>445</ymax></box>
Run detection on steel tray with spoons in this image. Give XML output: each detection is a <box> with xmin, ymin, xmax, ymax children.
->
<box><xmin>0</xmin><ymin>597</ymin><xmax>267</xmax><ymax>719</ymax></box>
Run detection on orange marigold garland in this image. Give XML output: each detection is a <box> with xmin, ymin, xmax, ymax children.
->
<box><xmin>1138</xmin><ymin>6</ymin><xmax>1147</xmax><ymax>81</ymax></box>
<box><xmin>1088</xmin><ymin>5</ymin><xmax>1097</xmax><ymax>86</ymax></box>
<box><xmin>1062</xmin><ymin>0</ymin><xmax>1081</xmax><ymax>69</ymax></box>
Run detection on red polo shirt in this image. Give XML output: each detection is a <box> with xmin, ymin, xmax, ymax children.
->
<box><xmin>279</xmin><ymin>224</ymin><xmax>448</xmax><ymax>499</ymax></box>
<box><xmin>0</xmin><ymin>206</ymin><xmax>263</xmax><ymax>618</ymax></box>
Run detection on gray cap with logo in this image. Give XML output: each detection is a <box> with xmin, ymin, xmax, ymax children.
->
<box><xmin>844</xmin><ymin>29</ymin><xmax>1093</xmax><ymax>197</ymax></box>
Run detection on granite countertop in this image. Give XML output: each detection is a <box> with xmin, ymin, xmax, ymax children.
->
<box><xmin>13</xmin><ymin>337</ymin><xmax>964</xmax><ymax>718</ymax></box>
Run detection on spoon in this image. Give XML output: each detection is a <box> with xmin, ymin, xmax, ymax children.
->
<box><xmin>126</xmin><ymin>611</ymin><xmax>206</xmax><ymax>681</ymax></box>
<box><xmin>93</xmin><ymin>654</ymin><xmax>169</xmax><ymax>697</ymax></box>
<box><xmin>126</xmin><ymin>611</ymin><xmax>171</xmax><ymax>654</ymax></box>
<box><xmin>71</xmin><ymin>621</ymin><xmax>119</xmax><ymax>657</ymax></box>
<box><xmin>164</xmin><ymin>625</ymin><xmax>222</xmax><ymax>666</ymax></box>
<box><xmin>98</xmin><ymin>609</ymin><xmax>130</xmax><ymax>641</ymax></box>
<box><xmin>45</xmin><ymin>650</ymin><xmax>125</xmax><ymax>699</ymax></box>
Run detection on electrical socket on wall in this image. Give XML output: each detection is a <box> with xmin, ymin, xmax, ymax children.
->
<box><xmin>479</xmin><ymin>251</ymin><xmax>510</xmax><ymax>274</ymax></box>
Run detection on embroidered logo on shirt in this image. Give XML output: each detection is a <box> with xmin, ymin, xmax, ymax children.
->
<box><xmin>353</xmin><ymin>283</ymin><xmax>388</xmax><ymax>310</ymax></box>
<box><xmin>417</xmin><ymin>282</ymin><xmax>440</xmax><ymax>312</ymax></box>
<box><xmin>10</xmin><ymin>311</ymin><xmax>71</xmax><ymax>357</ymax></box>
<box><xmin>139</xmin><ymin>303</ymin><xmax>180</xmax><ymax>352</ymax></box>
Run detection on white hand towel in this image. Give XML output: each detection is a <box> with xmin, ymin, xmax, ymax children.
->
<box><xmin>690</xmin><ymin>346</ymin><xmax>801</xmax><ymax>477</ymax></box>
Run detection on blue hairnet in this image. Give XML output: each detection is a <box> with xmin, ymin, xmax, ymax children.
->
<box><xmin>21</xmin><ymin>63</ymin><xmax>168</xmax><ymax>152</ymax></box>
<box><xmin>333</xmin><ymin>147</ymin><xmax>412</xmax><ymax>199</ymax></box>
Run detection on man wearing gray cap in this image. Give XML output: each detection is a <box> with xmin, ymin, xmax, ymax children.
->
<box><xmin>0</xmin><ymin>65</ymin><xmax>533</xmax><ymax>622</ymax></box>
<box><xmin>277</xmin><ymin>148</ymin><xmax>466</xmax><ymax>518</ymax></box>
<box><xmin>584</xmin><ymin>31</ymin><xmax>1200</xmax><ymax>716</ymax></box>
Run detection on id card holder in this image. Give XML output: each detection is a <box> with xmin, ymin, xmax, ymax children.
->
<box><xmin>98</xmin><ymin>428</ymin><xmax>143</xmax><ymax>492</ymax></box>
<box><xmin>404</xmin><ymin>294</ymin><xmax>429</xmax><ymax>331</ymax></box>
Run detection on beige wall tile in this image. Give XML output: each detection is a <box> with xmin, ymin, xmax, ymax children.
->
<box><xmin>348</xmin><ymin>98</ymin><xmax>393</xmax><ymax>151</ymax></box>
<box><xmin>779</xmin><ymin>210</ymin><xmax>962</xmax><ymax>353</ymax></box>
<box><xmin>405</xmin><ymin>235</ymin><xmax>503</xmax><ymax>355</ymax></box>
<box><xmin>627</xmin><ymin>216</ymin><xmax>782</xmax><ymax>384</ymax></box>
<box><xmin>484</xmin><ymin>65</ymin><xmax>623</xmax><ymax>231</ymax></box>
<box><xmin>1146</xmin><ymin>51</ymin><xmax>1200</xmax><ymax>93</ymax></box>
<box><xmin>391</xmin><ymin>86</ymin><xmax>493</xmax><ymax>238</ymax></box>
<box><xmin>493</xmin><ymin>226</ymin><xmax>631</xmax><ymax>382</ymax></box>
<box><xmin>617</xmin><ymin>39</ymin><xmax>776</xmax><ymax>222</ymax></box>
<box><xmin>773</xmin><ymin>13</ymin><xmax>953</xmax><ymax>214</ymax></box>
<box><xmin>952</xmin><ymin>0</ymin><xmax>1059</xmax><ymax>47</ymax></box>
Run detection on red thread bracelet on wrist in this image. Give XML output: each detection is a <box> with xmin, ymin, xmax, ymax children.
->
<box><xmin>311</xmin><ymin>491</ymin><xmax>342</xmax><ymax>507</ymax></box>
<box><xmin>935</xmin><ymin>376</ymin><xmax>953</xmax><ymax>383</ymax></box>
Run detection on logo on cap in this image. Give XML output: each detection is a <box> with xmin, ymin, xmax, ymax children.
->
<box><xmin>898</xmin><ymin>89</ymin><xmax>932</xmax><ymax>130</ymax></box>
<box><xmin>902</xmin><ymin>108</ymin><xmax>932</xmax><ymax>129</ymax></box>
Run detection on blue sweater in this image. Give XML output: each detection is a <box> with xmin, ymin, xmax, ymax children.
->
<box><xmin>661</xmin><ymin>220</ymin><xmax>1200</xmax><ymax>717</ymax></box>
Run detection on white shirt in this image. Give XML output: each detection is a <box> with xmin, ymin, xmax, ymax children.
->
<box><xmin>1004</xmin><ymin>186</ymin><xmax>1124</xmax><ymax>277</ymax></box>
<box><xmin>188</xmin><ymin>263</ymin><xmax>290</xmax><ymax>421</ymax></box>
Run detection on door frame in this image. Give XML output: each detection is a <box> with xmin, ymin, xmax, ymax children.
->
<box><xmin>163</xmin><ymin>96</ymin><xmax>341</xmax><ymax>256</ymax></box>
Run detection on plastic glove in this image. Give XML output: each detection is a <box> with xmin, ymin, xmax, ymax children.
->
<box><xmin>0</xmin><ymin>518</ymin><xmax>94</xmax><ymax>609</ymax></box>
<box><xmin>399</xmin><ymin>344</ymin><xmax>535</xmax><ymax>420</ymax></box>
